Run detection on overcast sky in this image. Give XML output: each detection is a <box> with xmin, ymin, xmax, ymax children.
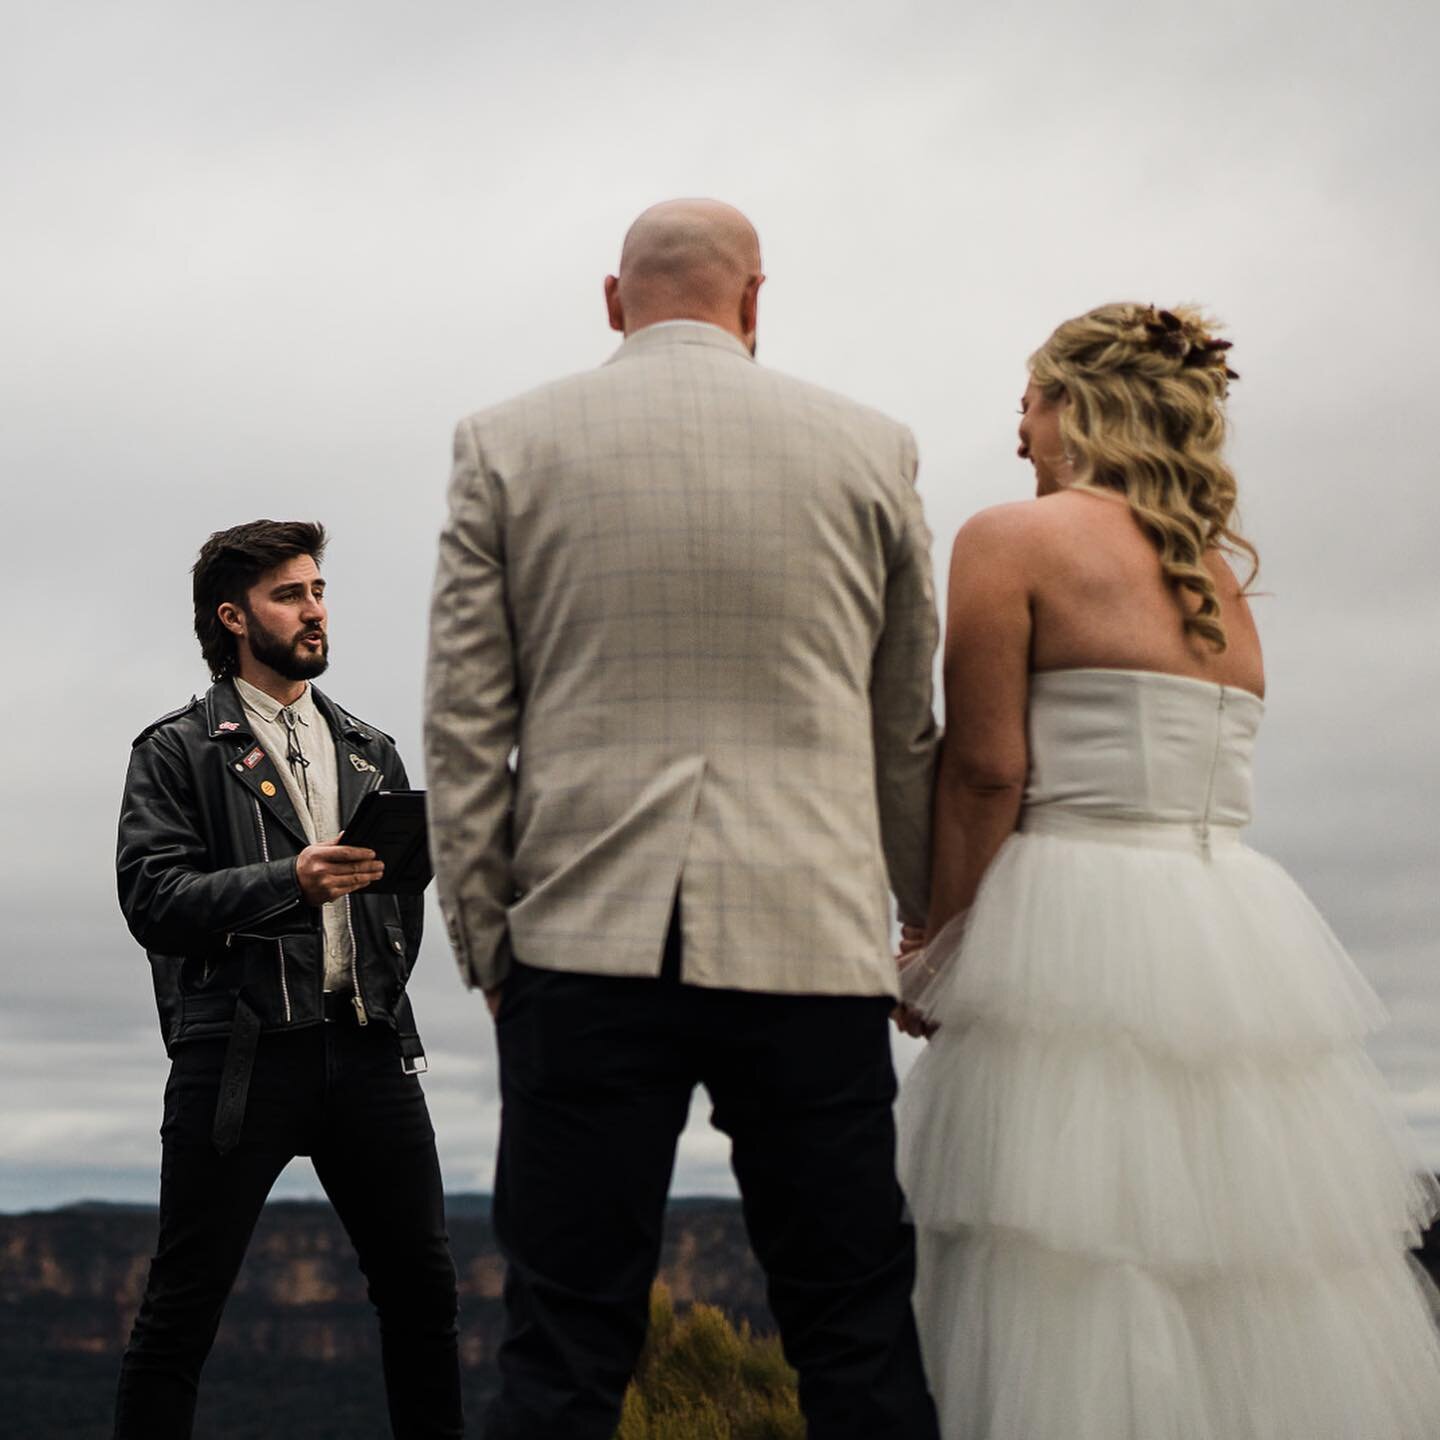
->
<box><xmin>2</xmin><ymin>0</ymin><xmax>1437</xmax><ymax>1212</ymax></box>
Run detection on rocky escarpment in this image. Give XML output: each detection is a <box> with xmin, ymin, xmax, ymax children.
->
<box><xmin>7</xmin><ymin>1195</ymin><xmax>1440</xmax><ymax>1438</ymax></box>
<box><xmin>0</xmin><ymin>1195</ymin><xmax>769</xmax><ymax>1438</ymax></box>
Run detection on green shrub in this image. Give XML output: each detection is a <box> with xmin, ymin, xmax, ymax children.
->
<box><xmin>615</xmin><ymin>1284</ymin><xmax>805</xmax><ymax>1440</ymax></box>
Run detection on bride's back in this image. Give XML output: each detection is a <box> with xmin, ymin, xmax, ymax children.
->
<box><xmin>1022</xmin><ymin>487</ymin><xmax>1265</xmax><ymax>698</ymax></box>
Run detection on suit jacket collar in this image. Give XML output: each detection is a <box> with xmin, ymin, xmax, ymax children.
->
<box><xmin>605</xmin><ymin>321</ymin><xmax>755</xmax><ymax>366</ymax></box>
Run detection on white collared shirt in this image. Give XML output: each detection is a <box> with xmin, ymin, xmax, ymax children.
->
<box><xmin>235</xmin><ymin>676</ymin><xmax>353</xmax><ymax>992</ymax></box>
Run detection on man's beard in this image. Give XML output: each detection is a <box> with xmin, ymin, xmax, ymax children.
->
<box><xmin>245</xmin><ymin>614</ymin><xmax>330</xmax><ymax>681</ymax></box>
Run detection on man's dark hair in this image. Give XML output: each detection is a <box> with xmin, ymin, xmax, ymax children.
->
<box><xmin>192</xmin><ymin>520</ymin><xmax>328</xmax><ymax>681</ymax></box>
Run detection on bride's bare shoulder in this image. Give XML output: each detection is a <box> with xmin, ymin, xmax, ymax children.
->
<box><xmin>950</xmin><ymin>496</ymin><xmax>1071</xmax><ymax>565</ymax></box>
<box><xmin>955</xmin><ymin>498</ymin><xmax>1044</xmax><ymax>541</ymax></box>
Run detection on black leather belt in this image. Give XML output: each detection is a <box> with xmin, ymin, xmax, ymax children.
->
<box><xmin>211</xmin><ymin>996</ymin><xmax>262</xmax><ymax>1156</ymax></box>
<box><xmin>322</xmin><ymin>989</ymin><xmax>360</xmax><ymax>1023</ymax></box>
<box><xmin>210</xmin><ymin>992</ymin><xmax>426</xmax><ymax>1151</ymax></box>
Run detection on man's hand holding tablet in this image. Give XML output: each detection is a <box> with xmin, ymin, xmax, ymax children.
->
<box><xmin>339</xmin><ymin>790</ymin><xmax>433</xmax><ymax>895</ymax></box>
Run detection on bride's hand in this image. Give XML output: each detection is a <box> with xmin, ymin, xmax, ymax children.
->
<box><xmin>891</xmin><ymin>1001</ymin><xmax>938</xmax><ymax>1039</ymax></box>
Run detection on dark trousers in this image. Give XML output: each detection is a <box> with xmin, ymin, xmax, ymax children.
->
<box><xmin>483</xmin><ymin>916</ymin><xmax>940</xmax><ymax>1440</ymax></box>
<box><xmin>113</xmin><ymin>1013</ymin><xmax>462</xmax><ymax>1440</ymax></box>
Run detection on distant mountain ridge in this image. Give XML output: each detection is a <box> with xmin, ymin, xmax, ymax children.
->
<box><xmin>1</xmin><ymin>1194</ymin><xmax>769</xmax><ymax>1439</ymax></box>
<box><xmin>6</xmin><ymin>1193</ymin><xmax>1440</xmax><ymax>1438</ymax></box>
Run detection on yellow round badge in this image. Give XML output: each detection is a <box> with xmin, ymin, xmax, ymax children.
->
<box><xmin>260</xmin><ymin>780</ymin><xmax>278</xmax><ymax>797</ymax></box>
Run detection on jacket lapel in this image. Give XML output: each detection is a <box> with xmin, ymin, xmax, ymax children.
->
<box><xmin>311</xmin><ymin>687</ymin><xmax>385</xmax><ymax>828</ymax></box>
<box><xmin>207</xmin><ymin>683</ymin><xmax>311</xmax><ymax>848</ymax></box>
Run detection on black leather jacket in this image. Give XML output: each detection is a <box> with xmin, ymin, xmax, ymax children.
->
<box><xmin>117</xmin><ymin>679</ymin><xmax>425</xmax><ymax>1063</ymax></box>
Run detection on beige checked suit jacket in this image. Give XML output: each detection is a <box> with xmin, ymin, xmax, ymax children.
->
<box><xmin>425</xmin><ymin>322</ymin><xmax>940</xmax><ymax>996</ymax></box>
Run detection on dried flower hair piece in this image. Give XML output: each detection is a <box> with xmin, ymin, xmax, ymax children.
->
<box><xmin>1188</xmin><ymin>336</ymin><xmax>1240</xmax><ymax>381</ymax></box>
<box><xmin>1143</xmin><ymin>306</ymin><xmax>1239</xmax><ymax>380</ymax></box>
<box><xmin>1144</xmin><ymin>307</ymin><xmax>1187</xmax><ymax>356</ymax></box>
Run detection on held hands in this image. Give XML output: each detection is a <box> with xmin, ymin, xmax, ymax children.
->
<box><xmin>892</xmin><ymin>1000</ymin><xmax>938</xmax><ymax>1040</ymax></box>
<box><xmin>296</xmin><ymin>842</ymin><xmax>384</xmax><ymax>906</ymax></box>
<box><xmin>892</xmin><ymin>923</ymin><xmax>939</xmax><ymax>1039</ymax></box>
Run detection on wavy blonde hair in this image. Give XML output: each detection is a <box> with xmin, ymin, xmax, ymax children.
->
<box><xmin>1029</xmin><ymin>302</ymin><xmax>1258</xmax><ymax>651</ymax></box>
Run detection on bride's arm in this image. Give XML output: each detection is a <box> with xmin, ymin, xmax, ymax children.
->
<box><xmin>924</xmin><ymin>507</ymin><xmax>1034</xmax><ymax>939</ymax></box>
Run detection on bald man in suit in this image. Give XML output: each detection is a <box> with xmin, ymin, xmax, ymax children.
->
<box><xmin>425</xmin><ymin>199</ymin><xmax>942</xmax><ymax>1440</ymax></box>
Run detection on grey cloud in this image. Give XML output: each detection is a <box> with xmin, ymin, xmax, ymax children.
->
<box><xmin>3</xmin><ymin>0</ymin><xmax>1437</xmax><ymax>1208</ymax></box>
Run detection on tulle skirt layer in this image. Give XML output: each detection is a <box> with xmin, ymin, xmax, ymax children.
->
<box><xmin>898</xmin><ymin>824</ymin><xmax>1440</xmax><ymax>1439</ymax></box>
<box><xmin>914</xmin><ymin>1229</ymin><xmax>1440</xmax><ymax>1440</ymax></box>
<box><xmin>911</xmin><ymin>829</ymin><xmax>1389</xmax><ymax>1061</ymax></box>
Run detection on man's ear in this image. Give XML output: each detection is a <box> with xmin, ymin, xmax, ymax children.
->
<box><xmin>740</xmin><ymin>273</ymin><xmax>764</xmax><ymax>341</ymax></box>
<box><xmin>217</xmin><ymin>602</ymin><xmax>246</xmax><ymax>638</ymax></box>
<box><xmin>604</xmin><ymin>275</ymin><xmax>625</xmax><ymax>334</ymax></box>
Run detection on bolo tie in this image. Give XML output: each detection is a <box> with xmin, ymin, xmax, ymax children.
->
<box><xmin>280</xmin><ymin>706</ymin><xmax>312</xmax><ymax>809</ymax></box>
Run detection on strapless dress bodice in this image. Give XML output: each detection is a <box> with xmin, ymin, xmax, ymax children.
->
<box><xmin>901</xmin><ymin>665</ymin><xmax>1440</xmax><ymax>1440</ymax></box>
<box><xmin>1023</xmin><ymin>668</ymin><xmax>1265</xmax><ymax>831</ymax></box>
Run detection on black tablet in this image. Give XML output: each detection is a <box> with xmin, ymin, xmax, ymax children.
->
<box><xmin>341</xmin><ymin>790</ymin><xmax>432</xmax><ymax>895</ymax></box>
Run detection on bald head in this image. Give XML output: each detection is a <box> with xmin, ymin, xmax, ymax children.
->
<box><xmin>605</xmin><ymin>199</ymin><xmax>764</xmax><ymax>349</ymax></box>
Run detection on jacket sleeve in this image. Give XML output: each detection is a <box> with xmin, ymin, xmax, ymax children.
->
<box><xmin>870</xmin><ymin>426</ymin><xmax>941</xmax><ymax>928</ymax></box>
<box><xmin>117</xmin><ymin>729</ymin><xmax>306</xmax><ymax>952</ymax></box>
<box><xmin>424</xmin><ymin>417</ymin><xmax>519</xmax><ymax>991</ymax></box>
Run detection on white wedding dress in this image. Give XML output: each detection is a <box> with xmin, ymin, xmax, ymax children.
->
<box><xmin>898</xmin><ymin>667</ymin><xmax>1440</xmax><ymax>1439</ymax></box>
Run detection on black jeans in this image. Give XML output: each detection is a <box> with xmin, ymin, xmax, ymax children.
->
<box><xmin>113</xmin><ymin>1013</ymin><xmax>462</xmax><ymax>1440</ymax></box>
<box><xmin>483</xmin><ymin>922</ymin><xmax>940</xmax><ymax>1440</ymax></box>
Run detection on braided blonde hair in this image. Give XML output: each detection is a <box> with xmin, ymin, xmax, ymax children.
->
<box><xmin>1029</xmin><ymin>302</ymin><xmax>1258</xmax><ymax>652</ymax></box>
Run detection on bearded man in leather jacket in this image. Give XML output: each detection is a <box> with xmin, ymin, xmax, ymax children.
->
<box><xmin>112</xmin><ymin>520</ymin><xmax>462</xmax><ymax>1440</ymax></box>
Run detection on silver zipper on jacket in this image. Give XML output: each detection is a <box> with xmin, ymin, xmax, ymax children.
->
<box><xmin>252</xmin><ymin>796</ymin><xmax>293</xmax><ymax>1022</ymax></box>
<box><xmin>344</xmin><ymin>895</ymin><xmax>367</xmax><ymax>1025</ymax></box>
<box><xmin>342</xmin><ymin>767</ymin><xmax>383</xmax><ymax>1026</ymax></box>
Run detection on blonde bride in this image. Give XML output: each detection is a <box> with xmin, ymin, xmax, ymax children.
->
<box><xmin>896</xmin><ymin>302</ymin><xmax>1440</xmax><ymax>1439</ymax></box>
